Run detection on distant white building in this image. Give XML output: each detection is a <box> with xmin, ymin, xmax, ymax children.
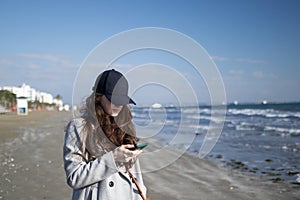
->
<box><xmin>36</xmin><ymin>92</ymin><xmax>53</xmax><ymax>104</ymax></box>
<box><xmin>53</xmin><ymin>98</ymin><xmax>63</xmax><ymax>107</ymax></box>
<box><xmin>0</xmin><ymin>83</ymin><xmax>54</xmax><ymax>104</ymax></box>
<box><xmin>1</xmin><ymin>84</ymin><xmax>32</xmax><ymax>99</ymax></box>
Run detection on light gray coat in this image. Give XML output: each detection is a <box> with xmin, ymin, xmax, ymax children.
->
<box><xmin>63</xmin><ymin>119</ymin><xmax>147</xmax><ymax>200</ymax></box>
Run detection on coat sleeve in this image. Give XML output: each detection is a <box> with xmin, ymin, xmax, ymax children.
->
<box><xmin>63</xmin><ymin>119</ymin><xmax>119</xmax><ymax>190</ymax></box>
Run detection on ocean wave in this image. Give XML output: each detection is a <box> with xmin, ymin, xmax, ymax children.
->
<box><xmin>264</xmin><ymin>126</ymin><xmax>300</xmax><ymax>135</ymax></box>
<box><xmin>235</xmin><ymin>125</ymin><xmax>256</xmax><ymax>131</ymax></box>
<box><xmin>228</xmin><ymin>109</ymin><xmax>300</xmax><ymax>119</ymax></box>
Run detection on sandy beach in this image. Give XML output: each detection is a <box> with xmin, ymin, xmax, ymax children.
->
<box><xmin>0</xmin><ymin>111</ymin><xmax>299</xmax><ymax>200</ymax></box>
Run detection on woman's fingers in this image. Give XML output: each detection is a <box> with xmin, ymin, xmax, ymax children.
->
<box><xmin>113</xmin><ymin>144</ymin><xmax>142</xmax><ymax>163</ymax></box>
<box><xmin>123</xmin><ymin>146</ymin><xmax>142</xmax><ymax>156</ymax></box>
<box><xmin>124</xmin><ymin>150</ymin><xmax>142</xmax><ymax>162</ymax></box>
<box><xmin>122</xmin><ymin>144</ymin><xmax>135</xmax><ymax>150</ymax></box>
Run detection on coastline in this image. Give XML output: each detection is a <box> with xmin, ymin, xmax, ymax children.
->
<box><xmin>0</xmin><ymin>111</ymin><xmax>299</xmax><ymax>199</ymax></box>
<box><xmin>140</xmin><ymin>141</ymin><xmax>300</xmax><ymax>200</ymax></box>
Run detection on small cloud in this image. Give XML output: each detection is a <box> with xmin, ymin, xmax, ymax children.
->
<box><xmin>17</xmin><ymin>53</ymin><xmax>73</xmax><ymax>67</ymax></box>
<box><xmin>211</xmin><ymin>56</ymin><xmax>229</xmax><ymax>62</ymax></box>
<box><xmin>252</xmin><ymin>71</ymin><xmax>278</xmax><ymax>79</ymax></box>
<box><xmin>253</xmin><ymin>71</ymin><xmax>264</xmax><ymax>78</ymax></box>
<box><xmin>235</xmin><ymin>58</ymin><xmax>268</xmax><ymax>65</ymax></box>
<box><xmin>229</xmin><ymin>70</ymin><xmax>244</xmax><ymax>76</ymax></box>
<box><xmin>0</xmin><ymin>53</ymin><xmax>78</xmax><ymax>89</ymax></box>
<box><xmin>17</xmin><ymin>53</ymin><xmax>59</xmax><ymax>61</ymax></box>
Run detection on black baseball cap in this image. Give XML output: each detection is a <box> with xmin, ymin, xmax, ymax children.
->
<box><xmin>93</xmin><ymin>69</ymin><xmax>136</xmax><ymax>105</ymax></box>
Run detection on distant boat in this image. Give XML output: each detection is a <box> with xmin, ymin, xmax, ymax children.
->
<box><xmin>151</xmin><ymin>103</ymin><xmax>162</xmax><ymax>109</ymax></box>
<box><xmin>233</xmin><ymin>101</ymin><xmax>239</xmax><ymax>105</ymax></box>
<box><xmin>262</xmin><ymin>100</ymin><xmax>268</xmax><ymax>105</ymax></box>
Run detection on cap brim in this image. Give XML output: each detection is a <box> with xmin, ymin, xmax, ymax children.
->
<box><xmin>106</xmin><ymin>94</ymin><xmax>136</xmax><ymax>106</ymax></box>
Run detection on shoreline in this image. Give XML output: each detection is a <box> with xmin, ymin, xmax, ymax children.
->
<box><xmin>0</xmin><ymin>111</ymin><xmax>299</xmax><ymax>199</ymax></box>
<box><xmin>139</xmin><ymin>138</ymin><xmax>300</xmax><ymax>200</ymax></box>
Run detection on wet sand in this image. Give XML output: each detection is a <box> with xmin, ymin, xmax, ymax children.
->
<box><xmin>0</xmin><ymin>111</ymin><xmax>299</xmax><ymax>200</ymax></box>
<box><xmin>140</xmin><ymin>143</ymin><xmax>300</xmax><ymax>200</ymax></box>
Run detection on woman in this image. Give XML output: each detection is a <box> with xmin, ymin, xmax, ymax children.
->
<box><xmin>63</xmin><ymin>69</ymin><xmax>147</xmax><ymax>200</ymax></box>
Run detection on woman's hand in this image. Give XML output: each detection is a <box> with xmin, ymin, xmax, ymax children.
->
<box><xmin>112</xmin><ymin>144</ymin><xmax>142</xmax><ymax>163</ymax></box>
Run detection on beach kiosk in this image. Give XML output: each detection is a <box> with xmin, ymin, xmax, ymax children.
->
<box><xmin>17</xmin><ymin>97</ymin><xmax>28</xmax><ymax>115</ymax></box>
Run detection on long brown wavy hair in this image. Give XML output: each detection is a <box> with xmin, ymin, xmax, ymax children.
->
<box><xmin>79</xmin><ymin>93</ymin><xmax>137</xmax><ymax>162</ymax></box>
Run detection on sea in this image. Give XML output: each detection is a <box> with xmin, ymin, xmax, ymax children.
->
<box><xmin>131</xmin><ymin>102</ymin><xmax>300</xmax><ymax>184</ymax></box>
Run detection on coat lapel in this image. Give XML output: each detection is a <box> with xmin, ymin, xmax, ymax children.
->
<box><xmin>119</xmin><ymin>171</ymin><xmax>132</xmax><ymax>185</ymax></box>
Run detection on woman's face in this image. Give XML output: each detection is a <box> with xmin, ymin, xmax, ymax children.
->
<box><xmin>100</xmin><ymin>95</ymin><xmax>123</xmax><ymax>117</ymax></box>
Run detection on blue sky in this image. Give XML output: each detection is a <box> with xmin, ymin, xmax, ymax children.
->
<box><xmin>0</xmin><ymin>0</ymin><xmax>299</xmax><ymax>105</ymax></box>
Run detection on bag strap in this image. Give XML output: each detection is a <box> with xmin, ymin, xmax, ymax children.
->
<box><xmin>128</xmin><ymin>170</ymin><xmax>149</xmax><ymax>200</ymax></box>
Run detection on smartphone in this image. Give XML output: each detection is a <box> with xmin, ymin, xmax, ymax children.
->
<box><xmin>129</xmin><ymin>143</ymin><xmax>148</xmax><ymax>150</ymax></box>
